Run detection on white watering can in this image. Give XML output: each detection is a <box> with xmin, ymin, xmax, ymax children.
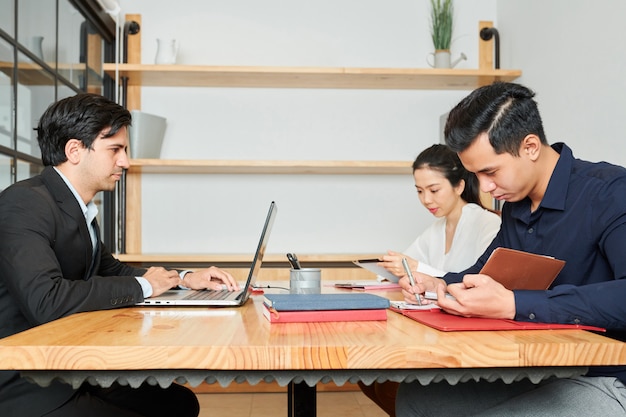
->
<box><xmin>427</xmin><ymin>51</ymin><xmax>467</xmax><ymax>69</ymax></box>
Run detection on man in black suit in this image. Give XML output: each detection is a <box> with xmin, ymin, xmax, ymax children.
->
<box><xmin>0</xmin><ymin>93</ymin><xmax>239</xmax><ymax>416</ymax></box>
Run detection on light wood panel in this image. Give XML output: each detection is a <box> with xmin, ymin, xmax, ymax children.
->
<box><xmin>1</xmin><ymin>287</ymin><xmax>625</xmax><ymax>371</ymax></box>
<box><xmin>115</xmin><ymin>253</ymin><xmax>381</xmax><ymax>264</ymax></box>
<box><xmin>138</xmin><ymin>267</ymin><xmax>376</xmax><ymax>282</ymax></box>
<box><xmin>128</xmin><ymin>159</ymin><xmax>412</xmax><ymax>175</ymax></box>
<box><xmin>0</xmin><ymin>62</ymin><xmax>85</xmax><ymax>86</ymax></box>
<box><xmin>478</xmin><ymin>20</ymin><xmax>494</xmax><ymax>70</ymax></box>
<box><xmin>114</xmin><ymin>255</ymin><xmax>385</xmax><ymax>281</ymax></box>
<box><xmin>103</xmin><ymin>63</ymin><xmax>520</xmax><ymax>90</ymax></box>
<box><xmin>189</xmin><ymin>380</ymin><xmax>358</xmax><ymax>394</ymax></box>
<box><xmin>125</xmin><ymin>14</ymin><xmax>141</xmax><ymax>111</ymax></box>
<box><xmin>124</xmin><ymin>169</ymin><xmax>142</xmax><ymax>254</ymax></box>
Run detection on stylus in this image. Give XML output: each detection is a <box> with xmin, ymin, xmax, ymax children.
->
<box><xmin>286</xmin><ymin>253</ymin><xmax>301</xmax><ymax>270</ymax></box>
<box><xmin>402</xmin><ymin>257</ymin><xmax>422</xmax><ymax>306</ymax></box>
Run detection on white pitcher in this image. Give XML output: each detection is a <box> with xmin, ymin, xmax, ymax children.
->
<box><xmin>155</xmin><ymin>39</ymin><xmax>178</xmax><ymax>64</ymax></box>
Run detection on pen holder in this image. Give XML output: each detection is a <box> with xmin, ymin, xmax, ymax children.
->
<box><xmin>289</xmin><ymin>268</ymin><xmax>321</xmax><ymax>294</ymax></box>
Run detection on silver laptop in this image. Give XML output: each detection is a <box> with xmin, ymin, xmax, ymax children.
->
<box><xmin>137</xmin><ymin>201</ymin><xmax>277</xmax><ymax>307</ymax></box>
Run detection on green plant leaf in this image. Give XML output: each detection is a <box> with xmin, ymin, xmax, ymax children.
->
<box><xmin>430</xmin><ymin>0</ymin><xmax>454</xmax><ymax>50</ymax></box>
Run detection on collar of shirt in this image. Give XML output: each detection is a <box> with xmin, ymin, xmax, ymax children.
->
<box><xmin>509</xmin><ymin>142</ymin><xmax>572</xmax><ymax>223</ymax></box>
<box><xmin>540</xmin><ymin>142</ymin><xmax>572</xmax><ymax>211</ymax></box>
<box><xmin>52</xmin><ymin>167</ymin><xmax>99</xmax><ymax>228</ymax></box>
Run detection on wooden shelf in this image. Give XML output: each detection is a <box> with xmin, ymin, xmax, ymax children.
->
<box><xmin>0</xmin><ymin>61</ymin><xmax>103</xmax><ymax>86</ymax></box>
<box><xmin>114</xmin><ymin>254</ymin><xmax>381</xmax><ymax>280</ymax></box>
<box><xmin>128</xmin><ymin>159</ymin><xmax>412</xmax><ymax>175</ymax></box>
<box><xmin>117</xmin><ymin>19</ymin><xmax>519</xmax><ymax>255</ymax></box>
<box><xmin>0</xmin><ymin>61</ymin><xmax>53</xmax><ymax>85</ymax></box>
<box><xmin>103</xmin><ymin>63</ymin><xmax>521</xmax><ymax>90</ymax></box>
<box><xmin>115</xmin><ymin>253</ymin><xmax>378</xmax><ymax>264</ymax></box>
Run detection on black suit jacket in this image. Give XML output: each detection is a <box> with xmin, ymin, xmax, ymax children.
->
<box><xmin>0</xmin><ymin>167</ymin><xmax>147</xmax><ymax>416</ymax></box>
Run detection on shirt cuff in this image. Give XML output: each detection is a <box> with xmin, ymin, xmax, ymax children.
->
<box><xmin>136</xmin><ymin>271</ymin><xmax>192</xmax><ymax>298</ymax></box>
<box><xmin>178</xmin><ymin>270</ymin><xmax>192</xmax><ymax>289</ymax></box>
<box><xmin>135</xmin><ymin>276</ymin><xmax>153</xmax><ymax>298</ymax></box>
<box><xmin>513</xmin><ymin>290</ymin><xmax>550</xmax><ymax>322</ymax></box>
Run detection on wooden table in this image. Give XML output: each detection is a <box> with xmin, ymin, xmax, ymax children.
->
<box><xmin>1</xmin><ymin>284</ymin><xmax>626</xmax><ymax>417</ymax></box>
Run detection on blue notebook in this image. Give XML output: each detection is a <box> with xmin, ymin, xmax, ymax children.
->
<box><xmin>262</xmin><ymin>293</ymin><xmax>390</xmax><ymax>311</ymax></box>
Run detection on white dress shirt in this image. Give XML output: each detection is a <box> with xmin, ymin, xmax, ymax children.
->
<box><xmin>403</xmin><ymin>203</ymin><xmax>501</xmax><ymax>277</ymax></box>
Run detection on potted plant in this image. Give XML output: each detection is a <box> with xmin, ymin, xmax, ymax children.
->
<box><xmin>428</xmin><ymin>0</ymin><xmax>465</xmax><ymax>68</ymax></box>
<box><xmin>430</xmin><ymin>0</ymin><xmax>454</xmax><ymax>51</ymax></box>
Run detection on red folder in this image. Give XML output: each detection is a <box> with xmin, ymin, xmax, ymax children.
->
<box><xmin>263</xmin><ymin>305</ymin><xmax>387</xmax><ymax>323</ymax></box>
<box><xmin>390</xmin><ymin>307</ymin><xmax>604</xmax><ymax>332</ymax></box>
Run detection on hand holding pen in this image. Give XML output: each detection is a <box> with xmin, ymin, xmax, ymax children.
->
<box><xmin>402</xmin><ymin>257</ymin><xmax>422</xmax><ymax>306</ymax></box>
<box><xmin>286</xmin><ymin>253</ymin><xmax>301</xmax><ymax>270</ymax></box>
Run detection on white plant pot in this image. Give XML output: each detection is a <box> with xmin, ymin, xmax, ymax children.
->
<box><xmin>129</xmin><ymin>111</ymin><xmax>167</xmax><ymax>159</ymax></box>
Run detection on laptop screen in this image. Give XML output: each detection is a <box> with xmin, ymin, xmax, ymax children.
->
<box><xmin>240</xmin><ymin>201</ymin><xmax>277</xmax><ymax>299</ymax></box>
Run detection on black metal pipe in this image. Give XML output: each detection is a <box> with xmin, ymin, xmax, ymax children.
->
<box><xmin>479</xmin><ymin>27</ymin><xmax>500</xmax><ymax>69</ymax></box>
<box><xmin>122</xmin><ymin>20</ymin><xmax>140</xmax><ymax>63</ymax></box>
<box><xmin>117</xmin><ymin>21</ymin><xmax>140</xmax><ymax>253</ymax></box>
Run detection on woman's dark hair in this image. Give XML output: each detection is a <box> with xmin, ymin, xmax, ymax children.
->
<box><xmin>444</xmin><ymin>82</ymin><xmax>547</xmax><ymax>156</ymax></box>
<box><xmin>412</xmin><ymin>144</ymin><xmax>484</xmax><ymax>208</ymax></box>
<box><xmin>35</xmin><ymin>93</ymin><xmax>132</xmax><ymax>166</ymax></box>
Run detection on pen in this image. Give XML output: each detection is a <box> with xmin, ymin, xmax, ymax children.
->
<box><xmin>402</xmin><ymin>257</ymin><xmax>422</xmax><ymax>306</ymax></box>
<box><xmin>286</xmin><ymin>253</ymin><xmax>301</xmax><ymax>270</ymax></box>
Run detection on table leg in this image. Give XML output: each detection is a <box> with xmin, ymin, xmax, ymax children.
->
<box><xmin>288</xmin><ymin>381</ymin><xmax>316</xmax><ymax>417</ymax></box>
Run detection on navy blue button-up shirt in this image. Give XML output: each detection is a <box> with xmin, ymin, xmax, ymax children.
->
<box><xmin>444</xmin><ymin>142</ymin><xmax>626</xmax><ymax>382</ymax></box>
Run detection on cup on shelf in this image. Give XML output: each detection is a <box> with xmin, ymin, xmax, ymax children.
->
<box><xmin>155</xmin><ymin>38</ymin><xmax>178</xmax><ymax>64</ymax></box>
<box><xmin>29</xmin><ymin>36</ymin><xmax>44</xmax><ymax>60</ymax></box>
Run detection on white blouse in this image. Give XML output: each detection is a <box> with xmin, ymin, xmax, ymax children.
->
<box><xmin>403</xmin><ymin>203</ymin><xmax>501</xmax><ymax>277</ymax></box>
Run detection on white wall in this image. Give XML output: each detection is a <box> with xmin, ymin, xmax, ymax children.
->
<box><xmin>497</xmin><ymin>0</ymin><xmax>626</xmax><ymax>167</ymax></box>
<box><xmin>114</xmin><ymin>0</ymin><xmax>626</xmax><ymax>256</ymax></box>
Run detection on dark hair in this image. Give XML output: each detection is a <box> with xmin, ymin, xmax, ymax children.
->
<box><xmin>444</xmin><ymin>82</ymin><xmax>547</xmax><ymax>156</ymax></box>
<box><xmin>413</xmin><ymin>144</ymin><xmax>484</xmax><ymax>207</ymax></box>
<box><xmin>35</xmin><ymin>93</ymin><xmax>132</xmax><ymax>166</ymax></box>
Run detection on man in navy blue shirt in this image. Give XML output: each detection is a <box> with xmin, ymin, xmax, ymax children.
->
<box><xmin>396</xmin><ymin>82</ymin><xmax>626</xmax><ymax>416</ymax></box>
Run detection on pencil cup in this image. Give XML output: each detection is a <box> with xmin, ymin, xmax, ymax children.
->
<box><xmin>289</xmin><ymin>268</ymin><xmax>321</xmax><ymax>294</ymax></box>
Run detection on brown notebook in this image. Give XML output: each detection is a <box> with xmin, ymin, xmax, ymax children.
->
<box><xmin>479</xmin><ymin>247</ymin><xmax>565</xmax><ymax>290</ymax></box>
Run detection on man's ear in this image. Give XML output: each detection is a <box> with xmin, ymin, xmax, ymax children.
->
<box><xmin>65</xmin><ymin>139</ymin><xmax>84</xmax><ymax>164</ymax></box>
<box><xmin>521</xmin><ymin>134</ymin><xmax>541</xmax><ymax>162</ymax></box>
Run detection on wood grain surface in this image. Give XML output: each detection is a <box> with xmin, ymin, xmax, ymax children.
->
<box><xmin>1</xmin><ymin>283</ymin><xmax>625</xmax><ymax>372</ymax></box>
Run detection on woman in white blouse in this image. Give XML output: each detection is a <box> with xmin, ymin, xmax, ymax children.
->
<box><xmin>360</xmin><ymin>144</ymin><xmax>501</xmax><ymax>417</ymax></box>
<box><xmin>381</xmin><ymin>143</ymin><xmax>501</xmax><ymax>279</ymax></box>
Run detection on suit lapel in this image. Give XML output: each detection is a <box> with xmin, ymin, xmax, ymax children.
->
<box><xmin>41</xmin><ymin>167</ymin><xmax>95</xmax><ymax>279</ymax></box>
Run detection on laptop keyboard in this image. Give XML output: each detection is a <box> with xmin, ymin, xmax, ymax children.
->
<box><xmin>183</xmin><ymin>290</ymin><xmax>234</xmax><ymax>301</ymax></box>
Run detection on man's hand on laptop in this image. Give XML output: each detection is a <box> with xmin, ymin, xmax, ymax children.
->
<box><xmin>143</xmin><ymin>266</ymin><xmax>184</xmax><ymax>296</ymax></box>
<box><xmin>181</xmin><ymin>266</ymin><xmax>239</xmax><ymax>291</ymax></box>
